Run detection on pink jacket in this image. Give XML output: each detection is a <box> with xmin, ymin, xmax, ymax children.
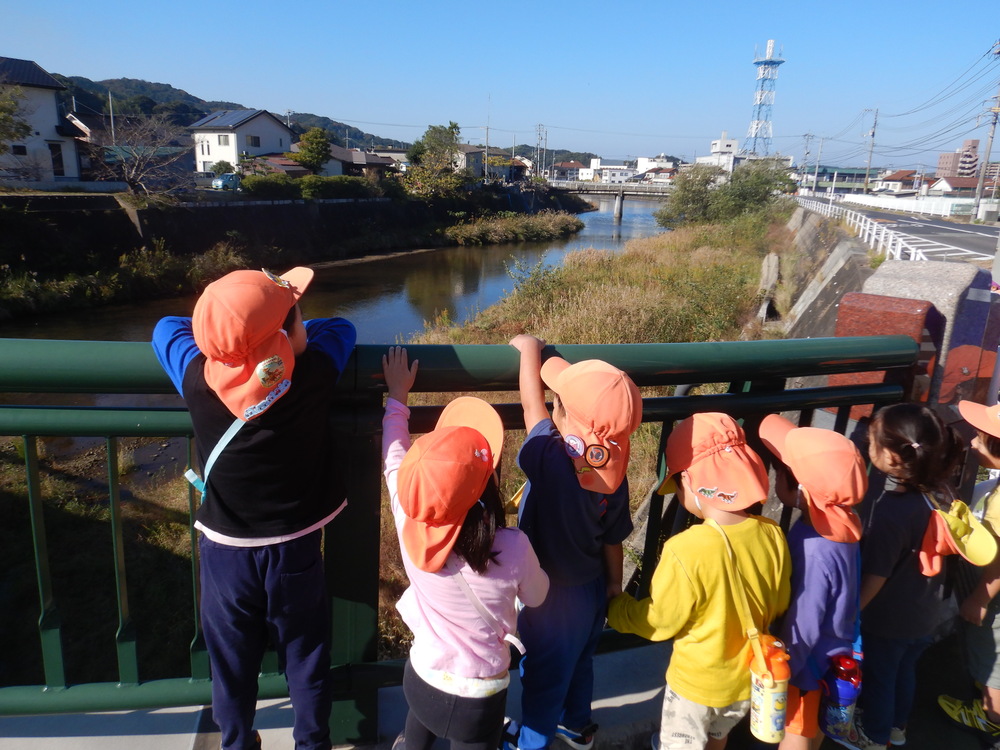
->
<box><xmin>383</xmin><ymin>398</ymin><xmax>549</xmax><ymax>678</ymax></box>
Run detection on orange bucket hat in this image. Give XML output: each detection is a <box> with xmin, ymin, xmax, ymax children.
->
<box><xmin>958</xmin><ymin>400</ymin><xmax>1000</xmax><ymax>440</ymax></box>
<box><xmin>758</xmin><ymin>415</ymin><xmax>866</xmax><ymax>543</ymax></box>
<box><xmin>398</xmin><ymin>397</ymin><xmax>504</xmax><ymax>573</ymax></box>
<box><xmin>193</xmin><ymin>267</ymin><xmax>313</xmax><ymax>421</ymax></box>
<box><xmin>540</xmin><ymin>357</ymin><xmax>642</xmax><ymax>495</ymax></box>
<box><xmin>662</xmin><ymin>412</ymin><xmax>768</xmax><ymax>511</ymax></box>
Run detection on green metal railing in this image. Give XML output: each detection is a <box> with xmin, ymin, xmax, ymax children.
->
<box><xmin>0</xmin><ymin>336</ymin><xmax>918</xmax><ymax>741</ymax></box>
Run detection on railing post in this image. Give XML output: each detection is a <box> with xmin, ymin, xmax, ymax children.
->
<box><xmin>326</xmin><ymin>391</ymin><xmax>384</xmax><ymax>744</ymax></box>
<box><xmin>106</xmin><ymin>437</ymin><xmax>139</xmax><ymax>685</ymax></box>
<box><xmin>24</xmin><ymin>435</ymin><xmax>67</xmax><ymax>689</ymax></box>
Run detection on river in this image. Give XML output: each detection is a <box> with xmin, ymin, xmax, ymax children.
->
<box><xmin>0</xmin><ymin>196</ymin><xmax>664</xmax><ymax>345</ymax></box>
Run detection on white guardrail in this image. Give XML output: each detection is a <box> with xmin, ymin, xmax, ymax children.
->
<box><xmin>795</xmin><ymin>197</ymin><xmax>993</xmax><ymax>263</ymax></box>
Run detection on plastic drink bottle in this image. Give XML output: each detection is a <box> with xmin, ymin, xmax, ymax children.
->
<box><xmin>749</xmin><ymin>635</ymin><xmax>791</xmax><ymax>743</ymax></box>
<box><xmin>819</xmin><ymin>654</ymin><xmax>862</xmax><ymax>739</ymax></box>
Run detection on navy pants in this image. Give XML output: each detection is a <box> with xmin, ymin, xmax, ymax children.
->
<box><xmin>517</xmin><ymin>576</ymin><xmax>606</xmax><ymax>750</ymax></box>
<box><xmin>856</xmin><ymin>629</ymin><xmax>932</xmax><ymax>745</ymax></box>
<box><xmin>402</xmin><ymin>659</ymin><xmax>508</xmax><ymax>750</ymax></box>
<box><xmin>200</xmin><ymin>531</ymin><xmax>332</xmax><ymax>750</ymax></box>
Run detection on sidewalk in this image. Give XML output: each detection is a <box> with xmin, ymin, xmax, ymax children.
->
<box><xmin>0</xmin><ymin>642</ymin><xmax>673</xmax><ymax>750</ymax></box>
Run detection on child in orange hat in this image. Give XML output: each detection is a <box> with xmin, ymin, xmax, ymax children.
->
<box><xmin>381</xmin><ymin>346</ymin><xmax>549</xmax><ymax>750</ymax></box>
<box><xmin>507</xmin><ymin>335</ymin><xmax>642</xmax><ymax>750</ymax></box>
<box><xmin>151</xmin><ymin>267</ymin><xmax>356</xmax><ymax>750</ymax></box>
<box><xmin>938</xmin><ymin>399</ymin><xmax>1000</xmax><ymax>742</ymax></box>
<box><xmin>607</xmin><ymin>411</ymin><xmax>791</xmax><ymax>750</ymax></box>
<box><xmin>758</xmin><ymin>415</ymin><xmax>867</xmax><ymax>750</ymax></box>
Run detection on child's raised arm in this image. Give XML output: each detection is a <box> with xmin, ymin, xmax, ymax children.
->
<box><xmin>382</xmin><ymin>346</ymin><xmax>419</xmax><ymax>406</ymax></box>
<box><xmin>510</xmin><ymin>334</ymin><xmax>548</xmax><ymax>432</ymax></box>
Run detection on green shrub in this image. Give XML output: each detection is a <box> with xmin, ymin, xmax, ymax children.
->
<box><xmin>444</xmin><ymin>210</ymin><xmax>583</xmax><ymax>245</ymax></box>
<box><xmin>188</xmin><ymin>242</ymin><xmax>250</xmax><ymax>290</ymax></box>
<box><xmin>241</xmin><ymin>174</ymin><xmax>301</xmax><ymax>200</ymax></box>
<box><xmin>299</xmin><ymin>175</ymin><xmax>373</xmax><ymax>200</ymax></box>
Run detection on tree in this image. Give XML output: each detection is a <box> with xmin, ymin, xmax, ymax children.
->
<box><xmin>711</xmin><ymin>159</ymin><xmax>796</xmax><ymax>221</ymax></box>
<box><xmin>654</xmin><ymin>160</ymin><xmax>795</xmax><ymax>228</ymax></box>
<box><xmin>152</xmin><ymin>100</ymin><xmax>206</xmax><ymax>127</ymax></box>
<box><xmin>654</xmin><ymin>165</ymin><xmax>723</xmax><ymax>227</ymax></box>
<box><xmin>117</xmin><ymin>95</ymin><xmax>157</xmax><ymax>116</ymax></box>
<box><xmin>403</xmin><ymin>122</ymin><xmax>469</xmax><ymax>198</ymax></box>
<box><xmin>88</xmin><ymin>114</ymin><xmax>191</xmax><ymax>194</ymax></box>
<box><xmin>0</xmin><ymin>86</ymin><xmax>32</xmax><ymax>157</ymax></box>
<box><xmin>285</xmin><ymin>127</ymin><xmax>332</xmax><ymax>174</ymax></box>
<box><xmin>211</xmin><ymin>160</ymin><xmax>234</xmax><ymax>175</ymax></box>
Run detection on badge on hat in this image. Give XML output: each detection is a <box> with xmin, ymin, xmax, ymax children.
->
<box><xmin>255</xmin><ymin>355</ymin><xmax>285</xmax><ymax>389</ymax></box>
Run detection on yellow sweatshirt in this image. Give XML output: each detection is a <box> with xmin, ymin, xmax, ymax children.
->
<box><xmin>608</xmin><ymin>515</ymin><xmax>791</xmax><ymax>707</ymax></box>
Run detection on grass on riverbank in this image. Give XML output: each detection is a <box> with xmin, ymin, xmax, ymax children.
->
<box><xmin>0</xmin><ymin>210</ymin><xmax>588</xmax><ymax>321</ymax></box>
<box><xmin>0</xmin><ymin>436</ymin><xmax>197</xmax><ymax>687</ymax></box>
<box><xmin>444</xmin><ymin>210</ymin><xmax>584</xmax><ymax>245</ymax></box>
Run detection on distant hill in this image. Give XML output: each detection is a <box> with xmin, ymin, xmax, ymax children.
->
<box><xmin>48</xmin><ymin>74</ymin><xmax>664</xmax><ymax>159</ymax></box>
<box><xmin>51</xmin><ymin>74</ymin><xmax>410</xmax><ymax>149</ymax></box>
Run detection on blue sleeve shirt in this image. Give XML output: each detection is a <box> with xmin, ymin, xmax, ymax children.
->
<box><xmin>516</xmin><ymin>419</ymin><xmax>633</xmax><ymax>587</ymax></box>
<box><xmin>151</xmin><ymin>316</ymin><xmax>357</xmax><ymax>397</ymax></box>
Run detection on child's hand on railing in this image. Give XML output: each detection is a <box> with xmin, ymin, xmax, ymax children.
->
<box><xmin>382</xmin><ymin>346</ymin><xmax>419</xmax><ymax>405</ymax></box>
<box><xmin>509</xmin><ymin>334</ymin><xmax>545</xmax><ymax>355</ymax></box>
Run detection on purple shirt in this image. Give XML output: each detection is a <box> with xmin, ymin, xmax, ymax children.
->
<box><xmin>778</xmin><ymin>523</ymin><xmax>859</xmax><ymax>691</ymax></box>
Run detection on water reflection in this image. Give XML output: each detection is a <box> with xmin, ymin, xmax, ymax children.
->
<box><xmin>0</xmin><ymin>196</ymin><xmax>663</xmax><ymax>346</ymax></box>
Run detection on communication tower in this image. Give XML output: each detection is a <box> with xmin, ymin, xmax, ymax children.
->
<box><xmin>742</xmin><ymin>39</ymin><xmax>784</xmax><ymax>156</ymax></box>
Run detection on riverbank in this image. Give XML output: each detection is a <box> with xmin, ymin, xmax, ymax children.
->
<box><xmin>0</xmin><ymin>200</ymin><xmax>591</xmax><ymax>322</ymax></box>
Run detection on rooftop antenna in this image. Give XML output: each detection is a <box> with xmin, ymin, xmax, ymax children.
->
<box><xmin>742</xmin><ymin>39</ymin><xmax>785</xmax><ymax>156</ymax></box>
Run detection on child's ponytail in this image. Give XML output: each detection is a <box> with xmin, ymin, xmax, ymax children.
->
<box><xmin>869</xmin><ymin>403</ymin><xmax>963</xmax><ymax>492</ymax></box>
<box><xmin>453</xmin><ymin>475</ymin><xmax>507</xmax><ymax>574</ymax></box>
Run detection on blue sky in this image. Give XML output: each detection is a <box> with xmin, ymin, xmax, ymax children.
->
<box><xmin>4</xmin><ymin>1</ymin><xmax>999</xmax><ymax>171</ymax></box>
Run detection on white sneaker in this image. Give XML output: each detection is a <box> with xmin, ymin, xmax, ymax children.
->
<box><xmin>889</xmin><ymin>726</ymin><xmax>906</xmax><ymax>746</ymax></box>
<box><xmin>830</xmin><ymin>714</ymin><xmax>887</xmax><ymax>750</ymax></box>
<box><xmin>553</xmin><ymin>723</ymin><xmax>597</xmax><ymax>749</ymax></box>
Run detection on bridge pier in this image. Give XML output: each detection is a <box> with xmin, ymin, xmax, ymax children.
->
<box><xmin>614</xmin><ymin>190</ymin><xmax>623</xmax><ymax>220</ymax></box>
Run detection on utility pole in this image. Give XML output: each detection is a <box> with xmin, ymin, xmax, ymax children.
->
<box><xmin>863</xmin><ymin>108</ymin><xmax>878</xmax><ymax>194</ymax></box>
<box><xmin>812</xmin><ymin>138</ymin><xmax>824</xmax><ymax>196</ymax></box>
<box><xmin>801</xmin><ymin>133</ymin><xmax>813</xmax><ymax>193</ymax></box>
<box><xmin>108</xmin><ymin>90</ymin><xmax>116</xmax><ymax>146</ymax></box>
<box><xmin>973</xmin><ymin>45</ymin><xmax>1000</xmax><ymax>221</ymax></box>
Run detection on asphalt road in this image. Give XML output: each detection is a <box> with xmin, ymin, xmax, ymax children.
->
<box><xmin>853</xmin><ymin>207</ymin><xmax>1000</xmax><ymax>262</ymax></box>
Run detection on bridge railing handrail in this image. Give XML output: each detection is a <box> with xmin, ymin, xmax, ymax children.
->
<box><xmin>0</xmin><ymin>336</ymin><xmax>918</xmax><ymax>741</ymax></box>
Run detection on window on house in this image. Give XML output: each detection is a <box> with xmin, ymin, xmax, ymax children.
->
<box><xmin>246</xmin><ymin>135</ymin><xmax>261</xmax><ymax>148</ymax></box>
<box><xmin>48</xmin><ymin>143</ymin><xmax>65</xmax><ymax>177</ymax></box>
<box><xmin>219</xmin><ymin>134</ymin><xmax>229</xmax><ymax>146</ymax></box>
<box><xmin>11</xmin><ymin>145</ymin><xmax>26</xmax><ymax>156</ymax></box>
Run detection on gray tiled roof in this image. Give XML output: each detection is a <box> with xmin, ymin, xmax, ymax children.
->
<box><xmin>0</xmin><ymin>56</ymin><xmax>64</xmax><ymax>90</ymax></box>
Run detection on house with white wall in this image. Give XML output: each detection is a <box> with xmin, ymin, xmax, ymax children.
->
<box><xmin>636</xmin><ymin>154</ymin><xmax>676</xmax><ymax>173</ymax></box>
<box><xmin>872</xmin><ymin>169</ymin><xmax>918</xmax><ymax>193</ymax></box>
<box><xmin>0</xmin><ymin>56</ymin><xmax>81</xmax><ymax>183</ymax></box>
<box><xmin>189</xmin><ymin>109</ymin><xmax>294</xmax><ymax>173</ymax></box>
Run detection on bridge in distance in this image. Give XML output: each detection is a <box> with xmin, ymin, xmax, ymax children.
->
<box><xmin>548</xmin><ymin>180</ymin><xmax>672</xmax><ymax>197</ymax></box>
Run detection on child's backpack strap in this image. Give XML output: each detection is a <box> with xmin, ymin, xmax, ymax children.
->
<box><xmin>184</xmin><ymin>416</ymin><xmax>245</xmax><ymax>500</ymax></box>
<box><xmin>445</xmin><ymin>559</ymin><xmax>526</xmax><ymax>655</ymax></box>
<box><xmin>707</xmin><ymin>519</ymin><xmax>771</xmax><ymax>684</ymax></box>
